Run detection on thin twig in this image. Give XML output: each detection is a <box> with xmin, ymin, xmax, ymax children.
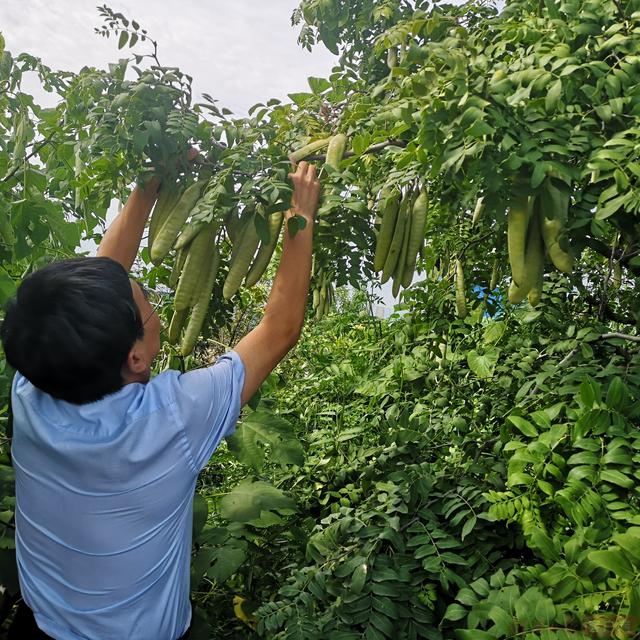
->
<box><xmin>461</xmin><ymin>231</ymin><xmax>493</xmax><ymax>259</ymax></box>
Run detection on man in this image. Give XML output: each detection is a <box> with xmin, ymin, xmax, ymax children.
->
<box><xmin>0</xmin><ymin>159</ymin><xmax>321</xmax><ymax>639</ymax></box>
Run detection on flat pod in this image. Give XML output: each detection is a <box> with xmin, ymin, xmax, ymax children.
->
<box><xmin>244</xmin><ymin>213</ymin><xmax>284</xmax><ymax>288</ymax></box>
<box><xmin>174</xmin><ymin>224</ymin><xmax>216</xmax><ymax>311</ymax></box>
<box><xmin>180</xmin><ymin>246</ymin><xmax>221</xmax><ymax>356</ymax></box>
<box><xmin>150</xmin><ymin>179</ymin><xmax>206</xmax><ymax>264</ymax></box>
<box><xmin>373</xmin><ymin>189</ymin><xmax>401</xmax><ymax>273</ymax></box>
<box><xmin>223</xmin><ymin>213</ymin><xmax>260</xmax><ymax>299</ymax></box>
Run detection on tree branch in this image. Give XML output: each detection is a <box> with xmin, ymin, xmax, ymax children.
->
<box><xmin>601</xmin><ymin>332</ymin><xmax>640</xmax><ymax>344</ymax></box>
<box><xmin>585</xmin><ymin>295</ymin><xmax>635</xmax><ymax>326</ymax></box>
<box><xmin>304</xmin><ymin>138</ymin><xmax>408</xmax><ymax>162</ymax></box>
<box><xmin>584</xmin><ymin>235</ymin><xmax>640</xmax><ymax>276</ymax></box>
<box><xmin>1</xmin><ymin>132</ymin><xmax>57</xmax><ymax>184</ymax></box>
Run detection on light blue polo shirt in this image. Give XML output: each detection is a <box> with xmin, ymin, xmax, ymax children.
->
<box><xmin>10</xmin><ymin>351</ymin><xmax>244</xmax><ymax>640</ymax></box>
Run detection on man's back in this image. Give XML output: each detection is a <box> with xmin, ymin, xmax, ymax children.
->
<box><xmin>11</xmin><ymin>353</ymin><xmax>243</xmax><ymax>640</ymax></box>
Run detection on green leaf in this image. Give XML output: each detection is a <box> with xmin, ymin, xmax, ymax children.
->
<box><xmin>600</xmin><ymin>469</ymin><xmax>634</xmax><ymax>489</ymax></box>
<box><xmin>219</xmin><ymin>480</ymin><xmax>296</xmax><ymax>523</ymax></box>
<box><xmin>579</xmin><ymin>378</ymin><xmax>600</xmax><ymax>408</ymax></box>
<box><xmin>227</xmin><ymin>411</ymin><xmax>304</xmax><ymax>470</ymax></box>
<box><xmin>545</xmin><ymin>79</ymin><xmax>562</xmax><ymax>113</ymax></box>
<box><xmin>466</xmin><ymin>119</ymin><xmax>495</xmax><ymax>137</ymax></box>
<box><xmin>308</xmin><ymin>76</ymin><xmax>331</xmax><ymax>94</ymax></box>
<box><xmin>455</xmin><ymin>630</ymin><xmax>498</xmax><ymax>639</ymax></box>
<box><xmin>543</xmin><ymin>0</ymin><xmax>561</xmax><ymax>19</ymax></box>
<box><xmin>369</xmin><ymin>610</ymin><xmax>394</xmax><ymax>637</ymax></box>
<box><xmin>443</xmin><ymin>603</ymin><xmax>468</xmax><ymax>622</ymax></box>
<box><xmin>118</xmin><ymin>31</ymin><xmax>128</xmax><ymax>49</ymax></box>
<box><xmin>483</xmin><ymin>321</ymin><xmax>506</xmax><ymax>344</ymax></box>
<box><xmin>507</xmin><ymin>415</ymin><xmax>538</xmax><ymax>437</ymax></box>
<box><xmin>288</xmin><ymin>92</ymin><xmax>313</xmax><ymax>106</ymax></box>
<box><xmin>605</xmin><ymin>377</ymin><xmax>628</xmax><ymax>409</ymax></box>
<box><xmin>588</xmin><ymin>549</ymin><xmax>636</xmax><ymax>580</ymax></box>
<box><xmin>467</xmin><ymin>350</ymin><xmax>499</xmax><ymax>378</ymax></box>
<box><xmin>596</xmin><ymin>192</ymin><xmax>630</xmax><ymax>220</ymax></box>
<box><xmin>206</xmin><ymin>546</ymin><xmax>246</xmax><ymax>583</ymax></box>
<box><xmin>461</xmin><ymin>516</ymin><xmax>477</xmax><ymax>541</ymax></box>
<box><xmin>613</xmin><ymin>530</ymin><xmax>640</xmax><ymax>563</ymax></box>
<box><xmin>192</xmin><ymin>492</ymin><xmax>208</xmax><ymax>539</ymax></box>
<box><xmin>528</xmin><ymin>527</ymin><xmax>560</xmax><ymax>562</ymax></box>
<box><xmin>350</xmin><ymin>563</ymin><xmax>368</xmax><ymax>594</ymax></box>
<box><xmin>253</xmin><ymin>213</ymin><xmax>270</xmax><ymax>244</ymax></box>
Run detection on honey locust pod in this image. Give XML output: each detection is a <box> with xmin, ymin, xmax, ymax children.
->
<box><xmin>373</xmin><ymin>189</ymin><xmax>401</xmax><ymax>272</ymax></box>
<box><xmin>507</xmin><ymin>192</ymin><xmax>532</xmax><ymax>287</ymax></box>
<box><xmin>223</xmin><ymin>212</ymin><xmax>260</xmax><ymax>299</ymax></box>
<box><xmin>381</xmin><ymin>193</ymin><xmax>410</xmax><ymax>284</ymax></box>
<box><xmin>180</xmin><ymin>246</ymin><xmax>221</xmax><ymax>357</ymax></box>
<box><xmin>244</xmin><ymin>213</ymin><xmax>284</xmax><ymax>288</ymax></box>
<box><xmin>471</xmin><ymin>196</ymin><xmax>484</xmax><ymax>226</ymax></box>
<box><xmin>148</xmin><ymin>183</ymin><xmax>183</xmax><ymax>254</ymax></box>
<box><xmin>455</xmin><ymin>259</ymin><xmax>468</xmax><ymax>319</ymax></box>
<box><xmin>169</xmin><ymin>248</ymin><xmax>188</xmax><ymax>290</ymax></box>
<box><xmin>174</xmin><ymin>224</ymin><xmax>217</xmax><ymax>311</ymax></box>
<box><xmin>539</xmin><ymin>180</ymin><xmax>574</xmax><ymax>273</ymax></box>
<box><xmin>392</xmin><ymin>190</ymin><xmax>415</xmax><ymax>297</ymax></box>
<box><xmin>289</xmin><ymin>137</ymin><xmax>331</xmax><ymax>163</ymax></box>
<box><xmin>387</xmin><ymin>48</ymin><xmax>398</xmax><ymax>69</ymax></box>
<box><xmin>325</xmin><ymin>134</ymin><xmax>348</xmax><ymax>171</ymax></box>
<box><xmin>174</xmin><ymin>221</ymin><xmax>207</xmax><ymax>252</ymax></box>
<box><xmin>508</xmin><ymin>208</ymin><xmax>544</xmax><ymax>304</ymax></box>
<box><xmin>168</xmin><ymin>308</ymin><xmax>188</xmax><ymax>345</ymax></box>
<box><xmin>151</xmin><ymin>179</ymin><xmax>206</xmax><ymax>264</ymax></box>
<box><xmin>401</xmin><ymin>188</ymin><xmax>428</xmax><ymax>288</ymax></box>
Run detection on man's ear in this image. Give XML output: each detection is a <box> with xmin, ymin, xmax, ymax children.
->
<box><xmin>124</xmin><ymin>343</ymin><xmax>148</xmax><ymax>375</ymax></box>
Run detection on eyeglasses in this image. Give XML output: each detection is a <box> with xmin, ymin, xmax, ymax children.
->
<box><xmin>138</xmin><ymin>283</ymin><xmax>163</xmax><ymax>326</ymax></box>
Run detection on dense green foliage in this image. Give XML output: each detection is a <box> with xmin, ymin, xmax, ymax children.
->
<box><xmin>190</xmin><ymin>282</ymin><xmax>640</xmax><ymax>639</ymax></box>
<box><xmin>0</xmin><ymin>0</ymin><xmax>640</xmax><ymax>637</ymax></box>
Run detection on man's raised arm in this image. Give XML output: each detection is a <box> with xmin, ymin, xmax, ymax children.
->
<box><xmin>97</xmin><ymin>178</ymin><xmax>160</xmax><ymax>272</ymax></box>
<box><xmin>234</xmin><ymin>161</ymin><xmax>321</xmax><ymax>406</ymax></box>
<box><xmin>97</xmin><ymin>149</ymin><xmax>198</xmax><ymax>271</ymax></box>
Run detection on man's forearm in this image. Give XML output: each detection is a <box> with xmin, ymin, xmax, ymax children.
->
<box><xmin>261</xmin><ymin>215</ymin><xmax>313</xmax><ymax>342</ymax></box>
<box><xmin>97</xmin><ymin>177</ymin><xmax>160</xmax><ymax>272</ymax></box>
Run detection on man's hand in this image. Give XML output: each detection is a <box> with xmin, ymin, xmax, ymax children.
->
<box><xmin>234</xmin><ymin>162</ymin><xmax>319</xmax><ymax>406</ymax></box>
<box><xmin>97</xmin><ymin>147</ymin><xmax>200</xmax><ymax>272</ymax></box>
<box><xmin>287</xmin><ymin>161</ymin><xmax>321</xmax><ymax>223</ymax></box>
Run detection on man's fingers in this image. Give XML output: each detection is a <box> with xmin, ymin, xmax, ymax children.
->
<box><xmin>306</xmin><ymin>164</ymin><xmax>317</xmax><ymax>180</ymax></box>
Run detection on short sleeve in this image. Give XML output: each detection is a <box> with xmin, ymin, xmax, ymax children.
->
<box><xmin>173</xmin><ymin>351</ymin><xmax>245</xmax><ymax>472</ymax></box>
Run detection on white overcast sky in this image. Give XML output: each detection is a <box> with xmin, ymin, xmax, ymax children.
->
<box><xmin>0</xmin><ymin>0</ymin><xmax>498</xmax><ymax>308</ymax></box>
<box><xmin>0</xmin><ymin>0</ymin><xmax>337</xmax><ymax>115</ymax></box>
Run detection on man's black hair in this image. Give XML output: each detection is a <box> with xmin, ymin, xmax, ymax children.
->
<box><xmin>0</xmin><ymin>257</ymin><xmax>144</xmax><ymax>404</ymax></box>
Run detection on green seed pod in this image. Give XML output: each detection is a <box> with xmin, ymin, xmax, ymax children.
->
<box><xmin>151</xmin><ymin>180</ymin><xmax>206</xmax><ymax>265</ymax></box>
<box><xmin>325</xmin><ymin>134</ymin><xmax>348</xmax><ymax>170</ymax></box>
<box><xmin>174</xmin><ymin>224</ymin><xmax>216</xmax><ymax>311</ymax></box>
<box><xmin>244</xmin><ymin>213</ymin><xmax>284</xmax><ymax>287</ymax></box>
<box><xmin>180</xmin><ymin>246</ymin><xmax>221</xmax><ymax>357</ymax></box>
<box><xmin>223</xmin><ymin>214</ymin><xmax>260</xmax><ymax>299</ymax></box>
<box><xmin>149</xmin><ymin>183</ymin><xmax>183</xmax><ymax>253</ymax></box>
<box><xmin>169</xmin><ymin>248</ymin><xmax>188</xmax><ymax>290</ymax></box>
<box><xmin>381</xmin><ymin>194</ymin><xmax>410</xmax><ymax>284</ymax></box>
<box><xmin>455</xmin><ymin>259</ymin><xmax>468</xmax><ymax>319</ymax></box>
<box><xmin>289</xmin><ymin>137</ymin><xmax>331</xmax><ymax>163</ymax></box>
<box><xmin>373</xmin><ymin>189</ymin><xmax>401</xmax><ymax>272</ymax></box>
<box><xmin>168</xmin><ymin>308</ymin><xmax>188</xmax><ymax>345</ymax></box>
